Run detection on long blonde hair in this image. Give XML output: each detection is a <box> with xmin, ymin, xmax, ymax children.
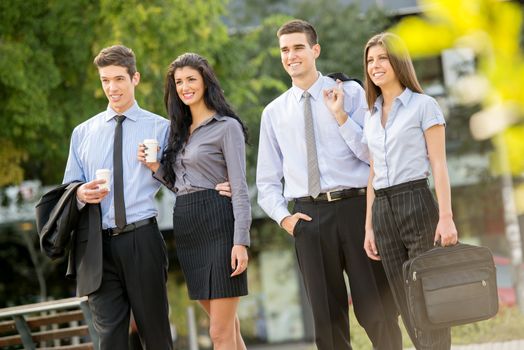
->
<box><xmin>363</xmin><ymin>32</ymin><xmax>423</xmax><ymax>110</ymax></box>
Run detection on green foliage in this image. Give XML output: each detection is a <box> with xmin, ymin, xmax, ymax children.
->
<box><xmin>295</xmin><ymin>1</ymin><xmax>392</xmax><ymax>79</ymax></box>
<box><xmin>93</xmin><ymin>0</ymin><xmax>230</xmax><ymax>117</ymax></box>
<box><xmin>0</xmin><ymin>0</ymin><xmax>100</xmax><ymax>184</ymax></box>
<box><xmin>0</xmin><ymin>0</ymin><xmax>392</xmax><ymax>187</ymax></box>
<box><xmin>0</xmin><ymin>0</ymin><xmax>231</xmax><ymax>185</ymax></box>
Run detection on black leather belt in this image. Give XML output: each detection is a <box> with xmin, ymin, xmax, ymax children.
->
<box><xmin>102</xmin><ymin>217</ymin><xmax>157</xmax><ymax>237</ymax></box>
<box><xmin>295</xmin><ymin>188</ymin><xmax>366</xmax><ymax>203</ymax></box>
<box><xmin>374</xmin><ymin>178</ymin><xmax>428</xmax><ymax>197</ymax></box>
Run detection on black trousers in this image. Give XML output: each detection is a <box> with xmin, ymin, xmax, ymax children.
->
<box><xmin>88</xmin><ymin>221</ymin><xmax>172</xmax><ymax>350</ymax></box>
<box><xmin>372</xmin><ymin>179</ymin><xmax>451</xmax><ymax>350</ymax></box>
<box><xmin>293</xmin><ymin>194</ymin><xmax>401</xmax><ymax>350</ymax></box>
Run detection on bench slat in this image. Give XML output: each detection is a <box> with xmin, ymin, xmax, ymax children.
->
<box><xmin>32</xmin><ymin>325</ymin><xmax>89</xmax><ymax>342</ymax></box>
<box><xmin>0</xmin><ymin>297</ymin><xmax>98</xmax><ymax>350</ymax></box>
<box><xmin>0</xmin><ymin>297</ymin><xmax>88</xmax><ymax>318</ymax></box>
<box><xmin>37</xmin><ymin>344</ymin><xmax>94</xmax><ymax>350</ymax></box>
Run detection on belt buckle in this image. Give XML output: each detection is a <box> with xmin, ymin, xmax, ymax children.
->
<box><xmin>107</xmin><ymin>228</ymin><xmax>119</xmax><ymax>237</ymax></box>
<box><xmin>326</xmin><ymin>191</ymin><xmax>341</xmax><ymax>202</ymax></box>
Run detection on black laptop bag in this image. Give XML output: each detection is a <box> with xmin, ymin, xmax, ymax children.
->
<box><xmin>403</xmin><ymin>242</ymin><xmax>499</xmax><ymax>330</ymax></box>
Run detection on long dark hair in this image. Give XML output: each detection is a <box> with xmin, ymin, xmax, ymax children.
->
<box><xmin>163</xmin><ymin>52</ymin><xmax>248</xmax><ymax>184</ymax></box>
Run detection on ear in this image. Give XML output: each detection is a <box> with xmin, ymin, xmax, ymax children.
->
<box><xmin>313</xmin><ymin>43</ymin><xmax>321</xmax><ymax>59</ymax></box>
<box><xmin>132</xmin><ymin>72</ymin><xmax>140</xmax><ymax>86</ymax></box>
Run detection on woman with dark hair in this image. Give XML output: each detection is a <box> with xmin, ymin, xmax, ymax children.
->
<box><xmin>362</xmin><ymin>32</ymin><xmax>457</xmax><ymax>349</ymax></box>
<box><xmin>138</xmin><ymin>53</ymin><xmax>250</xmax><ymax>350</ymax></box>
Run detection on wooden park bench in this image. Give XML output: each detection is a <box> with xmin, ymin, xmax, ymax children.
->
<box><xmin>0</xmin><ymin>297</ymin><xmax>99</xmax><ymax>350</ymax></box>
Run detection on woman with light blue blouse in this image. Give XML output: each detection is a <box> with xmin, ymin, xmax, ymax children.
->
<box><xmin>361</xmin><ymin>33</ymin><xmax>458</xmax><ymax>349</ymax></box>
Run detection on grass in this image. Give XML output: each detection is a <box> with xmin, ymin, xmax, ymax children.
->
<box><xmin>349</xmin><ymin>305</ymin><xmax>524</xmax><ymax>348</ymax></box>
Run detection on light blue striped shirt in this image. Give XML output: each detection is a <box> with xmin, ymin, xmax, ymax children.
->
<box><xmin>363</xmin><ymin>88</ymin><xmax>445</xmax><ymax>189</ymax></box>
<box><xmin>257</xmin><ymin>73</ymin><xmax>370</xmax><ymax>225</ymax></box>
<box><xmin>63</xmin><ymin>102</ymin><xmax>170</xmax><ymax>229</ymax></box>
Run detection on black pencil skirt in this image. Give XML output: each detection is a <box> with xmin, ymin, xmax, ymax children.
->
<box><xmin>172</xmin><ymin>189</ymin><xmax>248</xmax><ymax>300</ymax></box>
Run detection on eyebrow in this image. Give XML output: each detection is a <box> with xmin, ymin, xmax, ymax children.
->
<box><xmin>175</xmin><ymin>75</ymin><xmax>196</xmax><ymax>80</ymax></box>
<box><xmin>280</xmin><ymin>43</ymin><xmax>306</xmax><ymax>50</ymax></box>
<box><xmin>100</xmin><ymin>75</ymin><xmax>126</xmax><ymax>79</ymax></box>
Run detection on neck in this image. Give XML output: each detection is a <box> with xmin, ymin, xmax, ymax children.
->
<box><xmin>381</xmin><ymin>81</ymin><xmax>404</xmax><ymax>105</ymax></box>
<box><xmin>190</xmin><ymin>102</ymin><xmax>215</xmax><ymax>125</ymax></box>
<box><xmin>111</xmin><ymin>101</ymin><xmax>134</xmax><ymax>115</ymax></box>
<box><xmin>292</xmin><ymin>70</ymin><xmax>319</xmax><ymax>91</ymax></box>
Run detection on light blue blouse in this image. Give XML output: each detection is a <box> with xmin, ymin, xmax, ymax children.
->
<box><xmin>363</xmin><ymin>88</ymin><xmax>445</xmax><ymax>190</ymax></box>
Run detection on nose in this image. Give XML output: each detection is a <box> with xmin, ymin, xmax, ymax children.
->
<box><xmin>179</xmin><ymin>81</ymin><xmax>190</xmax><ymax>91</ymax></box>
<box><xmin>108</xmin><ymin>80</ymin><xmax>118</xmax><ymax>91</ymax></box>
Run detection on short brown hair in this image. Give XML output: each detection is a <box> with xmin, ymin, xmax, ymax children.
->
<box><xmin>93</xmin><ymin>45</ymin><xmax>137</xmax><ymax>77</ymax></box>
<box><xmin>363</xmin><ymin>32</ymin><xmax>423</xmax><ymax>110</ymax></box>
<box><xmin>277</xmin><ymin>19</ymin><xmax>318</xmax><ymax>47</ymax></box>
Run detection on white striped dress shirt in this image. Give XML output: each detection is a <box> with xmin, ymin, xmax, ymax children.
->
<box><xmin>63</xmin><ymin>101</ymin><xmax>170</xmax><ymax>229</ymax></box>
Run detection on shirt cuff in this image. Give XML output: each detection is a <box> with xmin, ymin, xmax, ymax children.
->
<box><xmin>76</xmin><ymin>197</ymin><xmax>86</xmax><ymax>210</ymax></box>
<box><xmin>275</xmin><ymin>208</ymin><xmax>292</xmax><ymax>228</ymax></box>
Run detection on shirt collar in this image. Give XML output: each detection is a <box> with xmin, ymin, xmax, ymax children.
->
<box><xmin>204</xmin><ymin>113</ymin><xmax>226</xmax><ymax>126</ymax></box>
<box><xmin>290</xmin><ymin>72</ymin><xmax>324</xmax><ymax>102</ymax></box>
<box><xmin>104</xmin><ymin>101</ymin><xmax>140</xmax><ymax>122</ymax></box>
<box><xmin>371</xmin><ymin>87</ymin><xmax>413</xmax><ymax>115</ymax></box>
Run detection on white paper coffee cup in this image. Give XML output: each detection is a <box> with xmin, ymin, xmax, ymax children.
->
<box><xmin>95</xmin><ymin>169</ymin><xmax>111</xmax><ymax>191</ymax></box>
<box><xmin>143</xmin><ymin>139</ymin><xmax>159</xmax><ymax>163</ymax></box>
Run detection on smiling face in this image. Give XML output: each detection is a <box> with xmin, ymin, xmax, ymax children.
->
<box><xmin>279</xmin><ymin>32</ymin><xmax>320</xmax><ymax>85</ymax></box>
<box><xmin>173</xmin><ymin>66</ymin><xmax>206</xmax><ymax>108</ymax></box>
<box><xmin>366</xmin><ymin>45</ymin><xmax>399</xmax><ymax>90</ymax></box>
<box><xmin>99</xmin><ymin>65</ymin><xmax>139</xmax><ymax>114</ymax></box>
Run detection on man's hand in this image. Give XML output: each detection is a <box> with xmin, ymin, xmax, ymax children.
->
<box><xmin>323</xmin><ymin>80</ymin><xmax>348</xmax><ymax>126</ymax></box>
<box><xmin>364</xmin><ymin>228</ymin><xmax>381</xmax><ymax>261</ymax></box>
<box><xmin>230</xmin><ymin>244</ymin><xmax>248</xmax><ymax>277</ymax></box>
<box><xmin>76</xmin><ymin>180</ymin><xmax>110</xmax><ymax>204</ymax></box>
<box><xmin>215</xmin><ymin>182</ymin><xmax>232</xmax><ymax>197</ymax></box>
<box><xmin>281</xmin><ymin>213</ymin><xmax>312</xmax><ymax>236</ymax></box>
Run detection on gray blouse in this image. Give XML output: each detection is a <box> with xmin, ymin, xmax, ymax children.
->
<box><xmin>154</xmin><ymin>115</ymin><xmax>251</xmax><ymax>246</ymax></box>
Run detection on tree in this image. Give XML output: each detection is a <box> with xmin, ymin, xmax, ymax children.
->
<box><xmin>0</xmin><ymin>0</ymin><xmax>98</xmax><ymax>185</ymax></box>
<box><xmin>0</xmin><ymin>0</ymin><xmax>233</xmax><ymax>186</ymax></box>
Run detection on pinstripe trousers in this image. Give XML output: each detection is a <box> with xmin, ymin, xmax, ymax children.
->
<box><xmin>372</xmin><ymin>179</ymin><xmax>451</xmax><ymax>350</ymax></box>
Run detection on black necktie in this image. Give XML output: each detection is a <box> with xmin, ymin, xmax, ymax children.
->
<box><xmin>114</xmin><ymin>115</ymin><xmax>127</xmax><ymax>229</ymax></box>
